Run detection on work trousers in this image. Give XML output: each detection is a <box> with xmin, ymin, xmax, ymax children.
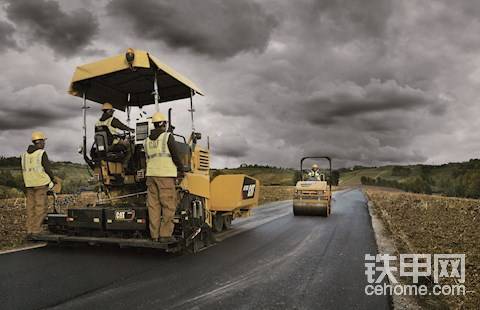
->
<box><xmin>25</xmin><ymin>185</ymin><xmax>48</xmax><ymax>234</ymax></box>
<box><xmin>146</xmin><ymin>177</ymin><xmax>177</xmax><ymax>239</ymax></box>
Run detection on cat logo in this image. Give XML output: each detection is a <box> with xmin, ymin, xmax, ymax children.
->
<box><xmin>242</xmin><ymin>177</ymin><xmax>257</xmax><ymax>199</ymax></box>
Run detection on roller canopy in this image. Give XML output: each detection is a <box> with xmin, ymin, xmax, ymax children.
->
<box><xmin>68</xmin><ymin>49</ymin><xmax>204</xmax><ymax>110</ymax></box>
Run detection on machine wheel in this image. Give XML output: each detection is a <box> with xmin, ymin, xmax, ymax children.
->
<box><xmin>213</xmin><ymin>213</ymin><xmax>224</xmax><ymax>233</ymax></box>
<box><xmin>223</xmin><ymin>215</ymin><xmax>232</xmax><ymax>230</ymax></box>
<box><xmin>321</xmin><ymin>206</ymin><xmax>328</xmax><ymax>217</ymax></box>
<box><xmin>293</xmin><ymin>204</ymin><xmax>328</xmax><ymax>217</ymax></box>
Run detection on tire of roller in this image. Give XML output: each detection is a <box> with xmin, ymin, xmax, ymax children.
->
<box><xmin>292</xmin><ymin>204</ymin><xmax>328</xmax><ymax>217</ymax></box>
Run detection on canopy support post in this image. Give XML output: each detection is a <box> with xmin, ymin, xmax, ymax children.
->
<box><xmin>81</xmin><ymin>92</ymin><xmax>94</xmax><ymax>169</ymax></box>
<box><xmin>127</xmin><ymin>93</ymin><xmax>131</xmax><ymax>126</ymax></box>
<box><xmin>189</xmin><ymin>89</ymin><xmax>195</xmax><ymax>132</ymax></box>
<box><xmin>154</xmin><ymin>71</ymin><xmax>159</xmax><ymax>112</ymax></box>
<box><xmin>82</xmin><ymin>92</ymin><xmax>87</xmax><ymax>156</ymax></box>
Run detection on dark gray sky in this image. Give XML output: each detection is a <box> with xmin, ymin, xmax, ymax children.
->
<box><xmin>1</xmin><ymin>0</ymin><xmax>479</xmax><ymax>168</ymax></box>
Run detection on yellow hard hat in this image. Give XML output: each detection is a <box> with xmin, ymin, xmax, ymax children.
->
<box><xmin>31</xmin><ymin>131</ymin><xmax>46</xmax><ymax>141</ymax></box>
<box><xmin>102</xmin><ymin>102</ymin><xmax>113</xmax><ymax>110</ymax></box>
<box><xmin>312</xmin><ymin>164</ymin><xmax>319</xmax><ymax>169</ymax></box>
<box><xmin>152</xmin><ymin>112</ymin><xmax>167</xmax><ymax>123</ymax></box>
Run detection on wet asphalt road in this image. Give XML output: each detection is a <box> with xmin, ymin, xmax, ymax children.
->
<box><xmin>0</xmin><ymin>189</ymin><xmax>390</xmax><ymax>310</ymax></box>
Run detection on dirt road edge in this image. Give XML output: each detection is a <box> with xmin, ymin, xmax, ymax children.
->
<box><xmin>365</xmin><ymin>195</ymin><xmax>422</xmax><ymax>310</ymax></box>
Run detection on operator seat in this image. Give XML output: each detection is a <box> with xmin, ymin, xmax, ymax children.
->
<box><xmin>93</xmin><ymin>125</ymin><xmax>126</xmax><ymax>162</ymax></box>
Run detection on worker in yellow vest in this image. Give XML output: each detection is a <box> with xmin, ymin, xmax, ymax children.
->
<box><xmin>21</xmin><ymin>131</ymin><xmax>55</xmax><ymax>238</ymax></box>
<box><xmin>144</xmin><ymin>112</ymin><xmax>184</xmax><ymax>242</ymax></box>
<box><xmin>96</xmin><ymin>102</ymin><xmax>135</xmax><ymax>142</ymax></box>
<box><xmin>96</xmin><ymin>102</ymin><xmax>135</xmax><ymax>166</ymax></box>
<box><xmin>307</xmin><ymin>164</ymin><xmax>322</xmax><ymax>181</ymax></box>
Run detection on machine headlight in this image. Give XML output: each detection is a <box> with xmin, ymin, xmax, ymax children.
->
<box><xmin>126</xmin><ymin>48</ymin><xmax>135</xmax><ymax>63</ymax></box>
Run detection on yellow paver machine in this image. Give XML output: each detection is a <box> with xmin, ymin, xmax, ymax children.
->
<box><xmin>293</xmin><ymin>156</ymin><xmax>332</xmax><ymax>217</ymax></box>
<box><xmin>33</xmin><ymin>49</ymin><xmax>259</xmax><ymax>253</ymax></box>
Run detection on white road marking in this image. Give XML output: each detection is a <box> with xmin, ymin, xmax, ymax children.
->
<box><xmin>0</xmin><ymin>242</ymin><xmax>47</xmax><ymax>255</ymax></box>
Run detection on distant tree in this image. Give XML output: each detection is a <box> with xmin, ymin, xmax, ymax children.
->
<box><xmin>292</xmin><ymin>171</ymin><xmax>302</xmax><ymax>184</ymax></box>
<box><xmin>392</xmin><ymin>166</ymin><xmax>411</xmax><ymax>177</ymax></box>
<box><xmin>329</xmin><ymin>170</ymin><xmax>340</xmax><ymax>186</ymax></box>
<box><xmin>210</xmin><ymin>169</ymin><xmax>224</xmax><ymax>179</ymax></box>
<box><xmin>361</xmin><ymin>176</ymin><xmax>376</xmax><ymax>186</ymax></box>
<box><xmin>0</xmin><ymin>156</ymin><xmax>21</xmax><ymax>167</ymax></box>
<box><xmin>464</xmin><ymin>171</ymin><xmax>480</xmax><ymax>198</ymax></box>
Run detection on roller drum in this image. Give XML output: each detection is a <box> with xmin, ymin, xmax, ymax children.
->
<box><xmin>293</xmin><ymin>204</ymin><xmax>328</xmax><ymax>217</ymax></box>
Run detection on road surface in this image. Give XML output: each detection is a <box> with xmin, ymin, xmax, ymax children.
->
<box><xmin>0</xmin><ymin>189</ymin><xmax>390</xmax><ymax>310</ymax></box>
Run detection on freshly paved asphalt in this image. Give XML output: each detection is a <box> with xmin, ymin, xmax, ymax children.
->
<box><xmin>0</xmin><ymin>189</ymin><xmax>391</xmax><ymax>310</ymax></box>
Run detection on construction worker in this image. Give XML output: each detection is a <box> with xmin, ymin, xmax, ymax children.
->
<box><xmin>96</xmin><ymin>102</ymin><xmax>135</xmax><ymax>165</ymax></box>
<box><xmin>21</xmin><ymin>131</ymin><xmax>55</xmax><ymax>238</ymax></box>
<box><xmin>144</xmin><ymin>112</ymin><xmax>184</xmax><ymax>242</ymax></box>
<box><xmin>96</xmin><ymin>102</ymin><xmax>135</xmax><ymax>142</ymax></box>
<box><xmin>308</xmin><ymin>164</ymin><xmax>322</xmax><ymax>181</ymax></box>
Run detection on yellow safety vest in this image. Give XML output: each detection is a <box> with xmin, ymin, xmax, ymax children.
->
<box><xmin>96</xmin><ymin>117</ymin><xmax>120</xmax><ymax>144</ymax></box>
<box><xmin>145</xmin><ymin>132</ymin><xmax>177</xmax><ymax>177</ymax></box>
<box><xmin>308</xmin><ymin>171</ymin><xmax>321</xmax><ymax>180</ymax></box>
<box><xmin>21</xmin><ymin>149</ymin><xmax>51</xmax><ymax>187</ymax></box>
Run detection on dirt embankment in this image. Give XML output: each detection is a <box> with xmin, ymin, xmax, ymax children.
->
<box><xmin>0</xmin><ymin>193</ymin><xmax>96</xmax><ymax>250</ymax></box>
<box><xmin>366</xmin><ymin>189</ymin><xmax>480</xmax><ymax>309</ymax></box>
<box><xmin>259</xmin><ymin>186</ymin><xmax>294</xmax><ymax>204</ymax></box>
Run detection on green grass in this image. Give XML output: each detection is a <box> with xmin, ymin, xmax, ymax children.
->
<box><xmin>212</xmin><ymin>167</ymin><xmax>296</xmax><ymax>186</ymax></box>
<box><xmin>0</xmin><ymin>158</ymin><xmax>93</xmax><ymax>197</ymax></box>
<box><xmin>3</xmin><ymin>154</ymin><xmax>480</xmax><ymax>199</ymax></box>
<box><xmin>340</xmin><ymin>165</ymin><xmax>433</xmax><ymax>186</ymax></box>
<box><xmin>339</xmin><ymin>166</ymin><xmax>393</xmax><ymax>186</ymax></box>
<box><xmin>339</xmin><ymin>160</ymin><xmax>480</xmax><ymax>197</ymax></box>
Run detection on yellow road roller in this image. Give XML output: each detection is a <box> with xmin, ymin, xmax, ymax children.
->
<box><xmin>293</xmin><ymin>156</ymin><xmax>332</xmax><ymax>216</ymax></box>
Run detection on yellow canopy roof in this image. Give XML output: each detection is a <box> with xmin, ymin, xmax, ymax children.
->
<box><xmin>68</xmin><ymin>49</ymin><xmax>204</xmax><ymax>110</ymax></box>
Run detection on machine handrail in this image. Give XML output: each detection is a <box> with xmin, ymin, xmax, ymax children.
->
<box><xmin>300</xmin><ymin>156</ymin><xmax>332</xmax><ymax>192</ymax></box>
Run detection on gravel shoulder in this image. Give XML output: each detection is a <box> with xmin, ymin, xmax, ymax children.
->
<box><xmin>365</xmin><ymin>188</ymin><xmax>479</xmax><ymax>309</ymax></box>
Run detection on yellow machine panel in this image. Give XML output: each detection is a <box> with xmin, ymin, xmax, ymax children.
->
<box><xmin>191</xmin><ymin>147</ymin><xmax>210</xmax><ymax>175</ymax></box>
<box><xmin>180</xmin><ymin>173</ymin><xmax>210</xmax><ymax>199</ymax></box>
<box><xmin>209</xmin><ymin>174</ymin><xmax>259</xmax><ymax>212</ymax></box>
<box><xmin>295</xmin><ymin>180</ymin><xmax>328</xmax><ymax>191</ymax></box>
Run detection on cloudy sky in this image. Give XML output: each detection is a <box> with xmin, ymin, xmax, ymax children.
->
<box><xmin>1</xmin><ymin>0</ymin><xmax>479</xmax><ymax>168</ymax></box>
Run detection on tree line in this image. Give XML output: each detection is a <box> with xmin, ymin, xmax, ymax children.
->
<box><xmin>360</xmin><ymin>159</ymin><xmax>480</xmax><ymax>199</ymax></box>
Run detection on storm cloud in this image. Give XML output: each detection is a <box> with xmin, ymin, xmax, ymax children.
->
<box><xmin>0</xmin><ymin>0</ymin><xmax>479</xmax><ymax>168</ymax></box>
<box><xmin>5</xmin><ymin>0</ymin><xmax>99</xmax><ymax>57</ymax></box>
<box><xmin>0</xmin><ymin>20</ymin><xmax>17</xmax><ymax>52</ymax></box>
<box><xmin>0</xmin><ymin>84</ymin><xmax>79</xmax><ymax>130</ymax></box>
<box><xmin>107</xmin><ymin>0</ymin><xmax>277</xmax><ymax>59</ymax></box>
<box><xmin>297</xmin><ymin>79</ymin><xmax>446</xmax><ymax>125</ymax></box>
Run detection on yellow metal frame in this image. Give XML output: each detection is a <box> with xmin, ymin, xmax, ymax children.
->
<box><xmin>69</xmin><ymin>48</ymin><xmax>203</xmax><ymax>97</ymax></box>
<box><xmin>180</xmin><ymin>173</ymin><xmax>210</xmax><ymax>199</ymax></box>
<box><xmin>209</xmin><ymin>174</ymin><xmax>260</xmax><ymax>212</ymax></box>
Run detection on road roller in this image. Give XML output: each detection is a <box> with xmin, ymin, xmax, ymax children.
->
<box><xmin>293</xmin><ymin>156</ymin><xmax>332</xmax><ymax>216</ymax></box>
